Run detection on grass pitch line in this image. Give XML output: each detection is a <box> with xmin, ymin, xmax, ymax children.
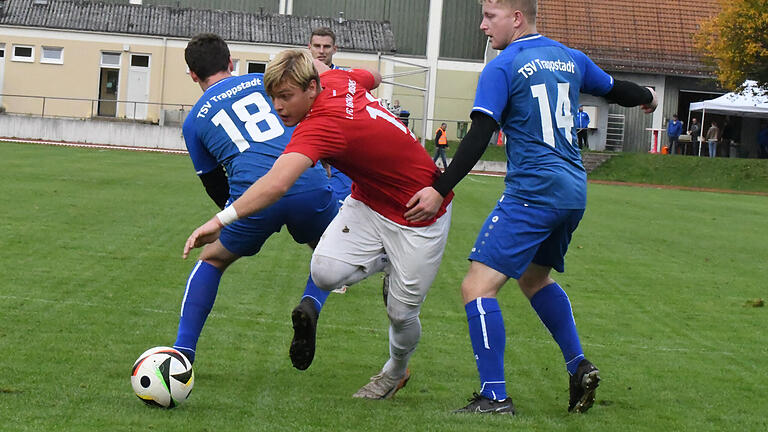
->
<box><xmin>0</xmin><ymin>294</ymin><xmax>740</xmax><ymax>356</ymax></box>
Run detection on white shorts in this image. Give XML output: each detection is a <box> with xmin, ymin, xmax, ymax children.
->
<box><xmin>313</xmin><ymin>196</ymin><xmax>452</xmax><ymax>306</ymax></box>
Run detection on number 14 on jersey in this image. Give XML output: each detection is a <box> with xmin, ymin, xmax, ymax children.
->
<box><xmin>531</xmin><ymin>82</ymin><xmax>574</xmax><ymax>148</ymax></box>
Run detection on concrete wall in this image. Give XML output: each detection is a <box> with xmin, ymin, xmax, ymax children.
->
<box><xmin>0</xmin><ymin>113</ymin><xmax>186</xmax><ymax>150</ymax></box>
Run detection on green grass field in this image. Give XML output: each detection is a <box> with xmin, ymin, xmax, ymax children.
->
<box><xmin>1</xmin><ymin>142</ymin><xmax>767</xmax><ymax>431</ymax></box>
<box><xmin>589</xmin><ymin>152</ymin><xmax>768</xmax><ymax>192</ymax></box>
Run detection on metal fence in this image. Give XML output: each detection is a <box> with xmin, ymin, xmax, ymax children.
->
<box><xmin>0</xmin><ymin>93</ymin><xmax>478</xmax><ymax>141</ymax></box>
<box><xmin>0</xmin><ymin>94</ymin><xmax>193</xmax><ymax>124</ymax></box>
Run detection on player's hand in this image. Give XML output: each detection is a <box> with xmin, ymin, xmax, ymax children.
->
<box><xmin>183</xmin><ymin>217</ymin><xmax>223</xmax><ymax>259</ymax></box>
<box><xmin>642</xmin><ymin>87</ymin><xmax>658</xmax><ymax>114</ymax></box>
<box><xmin>313</xmin><ymin>59</ymin><xmax>330</xmax><ymax>74</ymax></box>
<box><xmin>404</xmin><ymin>187</ymin><xmax>443</xmax><ymax>223</ymax></box>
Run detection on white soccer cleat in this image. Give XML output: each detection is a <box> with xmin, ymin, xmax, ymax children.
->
<box><xmin>352</xmin><ymin>369</ymin><xmax>410</xmax><ymax>400</ymax></box>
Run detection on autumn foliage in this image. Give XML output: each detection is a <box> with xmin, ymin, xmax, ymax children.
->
<box><xmin>695</xmin><ymin>0</ymin><xmax>768</xmax><ymax>91</ymax></box>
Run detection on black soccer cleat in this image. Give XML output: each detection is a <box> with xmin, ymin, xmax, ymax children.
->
<box><xmin>568</xmin><ymin>358</ymin><xmax>601</xmax><ymax>413</ymax></box>
<box><xmin>289</xmin><ymin>297</ymin><xmax>319</xmax><ymax>371</ymax></box>
<box><xmin>453</xmin><ymin>392</ymin><xmax>516</xmax><ymax>415</ymax></box>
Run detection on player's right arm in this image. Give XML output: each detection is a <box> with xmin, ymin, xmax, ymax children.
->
<box><xmin>405</xmin><ymin>62</ymin><xmax>504</xmax><ymax>223</ymax></box>
<box><xmin>183</xmin><ymin>152</ymin><xmax>313</xmax><ymax>258</ymax></box>
<box><xmin>404</xmin><ymin>112</ymin><xmax>497</xmax><ymax>222</ymax></box>
<box><xmin>182</xmin><ymin>116</ymin><xmax>230</xmax><ymax>209</ymax></box>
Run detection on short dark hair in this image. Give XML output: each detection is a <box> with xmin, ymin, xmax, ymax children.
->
<box><xmin>185</xmin><ymin>33</ymin><xmax>230</xmax><ymax>81</ymax></box>
<box><xmin>310</xmin><ymin>27</ymin><xmax>336</xmax><ymax>45</ymax></box>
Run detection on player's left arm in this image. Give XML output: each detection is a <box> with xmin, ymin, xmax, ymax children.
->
<box><xmin>350</xmin><ymin>69</ymin><xmax>381</xmax><ymax>91</ymax></box>
<box><xmin>198</xmin><ymin>166</ymin><xmax>230</xmax><ymax>210</ymax></box>
<box><xmin>183</xmin><ymin>118</ymin><xmax>231</xmax><ymax>209</ymax></box>
<box><xmin>574</xmin><ymin>48</ymin><xmax>657</xmax><ymax>113</ymax></box>
<box><xmin>182</xmin><ymin>152</ymin><xmax>313</xmax><ymax>258</ymax></box>
<box><xmin>604</xmin><ymin>80</ymin><xmax>658</xmax><ymax>113</ymax></box>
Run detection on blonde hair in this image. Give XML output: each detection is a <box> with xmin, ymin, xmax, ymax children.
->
<box><xmin>264</xmin><ymin>49</ymin><xmax>320</xmax><ymax>98</ymax></box>
<box><xmin>479</xmin><ymin>0</ymin><xmax>537</xmax><ymax>23</ymax></box>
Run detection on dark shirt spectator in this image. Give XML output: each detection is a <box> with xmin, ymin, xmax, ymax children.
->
<box><xmin>758</xmin><ymin>123</ymin><xmax>768</xmax><ymax>158</ymax></box>
<box><xmin>575</xmin><ymin>106</ymin><xmax>590</xmax><ymax>149</ymax></box>
<box><xmin>686</xmin><ymin>117</ymin><xmax>701</xmax><ymax>155</ymax></box>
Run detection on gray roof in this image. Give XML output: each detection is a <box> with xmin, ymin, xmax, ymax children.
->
<box><xmin>0</xmin><ymin>0</ymin><xmax>397</xmax><ymax>53</ymax></box>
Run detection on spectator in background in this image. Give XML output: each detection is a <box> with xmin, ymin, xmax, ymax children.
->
<box><xmin>706</xmin><ymin>121</ymin><xmax>719</xmax><ymax>158</ymax></box>
<box><xmin>308</xmin><ymin>27</ymin><xmax>342</xmax><ymax>70</ymax></box>
<box><xmin>667</xmin><ymin>114</ymin><xmax>683</xmax><ymax>155</ymax></box>
<box><xmin>758</xmin><ymin>121</ymin><xmax>768</xmax><ymax>159</ymax></box>
<box><xmin>687</xmin><ymin>117</ymin><xmax>700</xmax><ymax>156</ymax></box>
<box><xmin>308</xmin><ymin>27</ymin><xmax>352</xmax><ymax>207</ymax></box>
<box><xmin>575</xmin><ymin>105</ymin><xmax>590</xmax><ymax>149</ymax></box>
<box><xmin>720</xmin><ymin>117</ymin><xmax>736</xmax><ymax>157</ymax></box>
<box><xmin>390</xmin><ymin>99</ymin><xmax>402</xmax><ymax>117</ymax></box>
<box><xmin>433</xmin><ymin>122</ymin><xmax>449</xmax><ymax>169</ymax></box>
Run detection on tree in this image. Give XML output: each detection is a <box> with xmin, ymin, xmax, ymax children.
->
<box><xmin>695</xmin><ymin>0</ymin><xmax>768</xmax><ymax>92</ymax></box>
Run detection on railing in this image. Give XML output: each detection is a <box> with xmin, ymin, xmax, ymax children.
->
<box><xmin>0</xmin><ymin>93</ymin><xmax>477</xmax><ymax>139</ymax></box>
<box><xmin>397</xmin><ymin>116</ymin><xmax>475</xmax><ymax>142</ymax></box>
<box><xmin>606</xmin><ymin>113</ymin><xmax>626</xmax><ymax>151</ymax></box>
<box><xmin>0</xmin><ymin>93</ymin><xmax>193</xmax><ymax>121</ymax></box>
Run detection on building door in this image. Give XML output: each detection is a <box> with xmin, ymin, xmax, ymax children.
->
<box><xmin>98</xmin><ymin>52</ymin><xmax>121</xmax><ymax>117</ymax></box>
<box><xmin>98</xmin><ymin>69</ymin><xmax>119</xmax><ymax>116</ymax></box>
<box><xmin>126</xmin><ymin>54</ymin><xmax>150</xmax><ymax>120</ymax></box>
<box><xmin>0</xmin><ymin>44</ymin><xmax>5</xmax><ymax>107</ymax></box>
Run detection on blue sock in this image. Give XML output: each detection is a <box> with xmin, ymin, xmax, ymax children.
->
<box><xmin>529</xmin><ymin>282</ymin><xmax>584</xmax><ymax>375</ymax></box>
<box><xmin>301</xmin><ymin>275</ymin><xmax>330</xmax><ymax>313</ymax></box>
<box><xmin>465</xmin><ymin>297</ymin><xmax>507</xmax><ymax>401</ymax></box>
<box><xmin>173</xmin><ymin>261</ymin><xmax>222</xmax><ymax>364</ymax></box>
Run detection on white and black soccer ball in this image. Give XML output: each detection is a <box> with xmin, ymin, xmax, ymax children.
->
<box><xmin>131</xmin><ymin>346</ymin><xmax>194</xmax><ymax>408</ymax></box>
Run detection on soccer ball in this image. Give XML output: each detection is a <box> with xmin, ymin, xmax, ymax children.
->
<box><xmin>131</xmin><ymin>346</ymin><xmax>194</xmax><ymax>408</ymax></box>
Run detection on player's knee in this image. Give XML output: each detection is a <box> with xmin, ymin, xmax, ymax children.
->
<box><xmin>386</xmin><ymin>296</ymin><xmax>421</xmax><ymax>329</ymax></box>
<box><xmin>310</xmin><ymin>255</ymin><xmax>351</xmax><ymax>290</ymax></box>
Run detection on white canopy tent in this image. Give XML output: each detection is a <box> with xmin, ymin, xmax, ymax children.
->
<box><xmin>688</xmin><ymin>81</ymin><xmax>768</xmax><ymax>155</ymax></box>
<box><xmin>689</xmin><ymin>81</ymin><xmax>768</xmax><ymax>118</ymax></box>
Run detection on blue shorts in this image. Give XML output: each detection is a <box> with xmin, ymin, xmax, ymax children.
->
<box><xmin>468</xmin><ymin>196</ymin><xmax>585</xmax><ymax>279</ymax></box>
<box><xmin>329</xmin><ymin>167</ymin><xmax>353</xmax><ymax>206</ymax></box>
<box><xmin>219</xmin><ymin>186</ymin><xmax>336</xmax><ymax>257</ymax></box>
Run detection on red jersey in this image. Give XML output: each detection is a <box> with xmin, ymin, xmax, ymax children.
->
<box><xmin>285</xmin><ymin>69</ymin><xmax>453</xmax><ymax>227</ymax></box>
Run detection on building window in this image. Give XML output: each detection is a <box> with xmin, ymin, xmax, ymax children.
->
<box><xmin>247</xmin><ymin>61</ymin><xmax>266</xmax><ymax>74</ymax></box>
<box><xmin>130</xmin><ymin>54</ymin><xmax>150</xmax><ymax>68</ymax></box>
<box><xmin>41</xmin><ymin>46</ymin><xmax>64</xmax><ymax>64</ymax></box>
<box><xmin>12</xmin><ymin>45</ymin><xmax>34</xmax><ymax>62</ymax></box>
<box><xmin>101</xmin><ymin>52</ymin><xmax>121</xmax><ymax>67</ymax></box>
<box><xmin>231</xmin><ymin>59</ymin><xmax>240</xmax><ymax>76</ymax></box>
<box><xmin>0</xmin><ymin>45</ymin><xmax>5</xmax><ymax>58</ymax></box>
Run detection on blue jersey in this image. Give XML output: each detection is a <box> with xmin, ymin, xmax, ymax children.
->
<box><xmin>473</xmin><ymin>34</ymin><xmax>614</xmax><ymax>209</ymax></box>
<box><xmin>183</xmin><ymin>73</ymin><xmax>328</xmax><ymax>197</ymax></box>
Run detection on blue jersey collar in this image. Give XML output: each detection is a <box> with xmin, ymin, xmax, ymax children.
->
<box><xmin>512</xmin><ymin>33</ymin><xmax>542</xmax><ymax>44</ymax></box>
<box><xmin>205</xmin><ymin>75</ymin><xmax>236</xmax><ymax>93</ymax></box>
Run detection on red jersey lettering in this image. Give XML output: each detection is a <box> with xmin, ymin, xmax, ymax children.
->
<box><xmin>285</xmin><ymin>69</ymin><xmax>453</xmax><ymax>226</ymax></box>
